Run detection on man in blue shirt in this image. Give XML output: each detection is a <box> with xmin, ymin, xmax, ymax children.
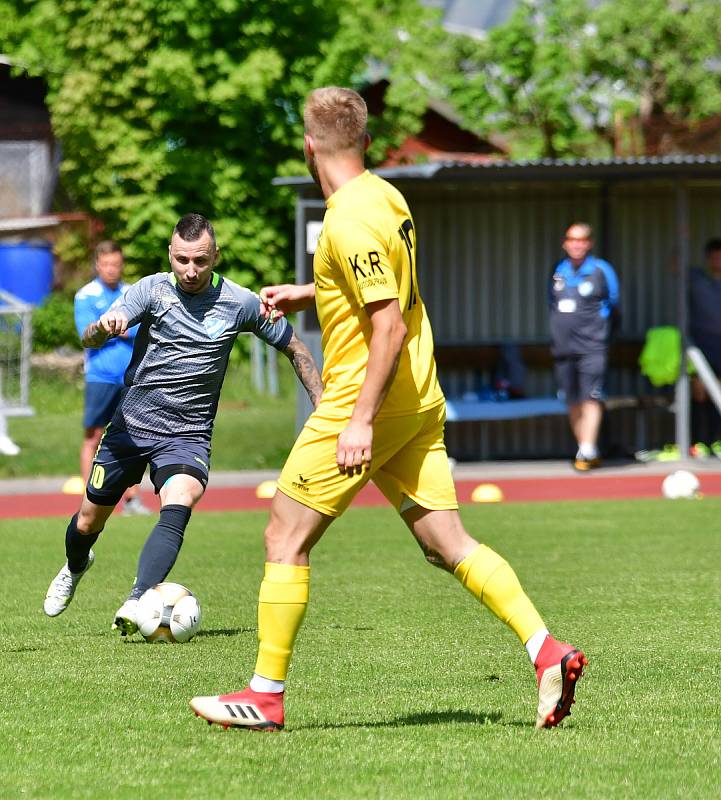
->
<box><xmin>549</xmin><ymin>223</ymin><xmax>620</xmax><ymax>470</ymax></box>
<box><xmin>74</xmin><ymin>241</ymin><xmax>149</xmax><ymax>514</ymax></box>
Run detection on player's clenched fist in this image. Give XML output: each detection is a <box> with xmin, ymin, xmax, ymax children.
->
<box><xmin>99</xmin><ymin>310</ymin><xmax>129</xmax><ymax>337</ymax></box>
<box><xmin>82</xmin><ymin>310</ymin><xmax>129</xmax><ymax>348</ymax></box>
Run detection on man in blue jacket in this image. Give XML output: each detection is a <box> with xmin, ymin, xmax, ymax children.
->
<box><xmin>74</xmin><ymin>241</ymin><xmax>149</xmax><ymax>514</ymax></box>
<box><xmin>549</xmin><ymin>223</ymin><xmax>620</xmax><ymax>470</ymax></box>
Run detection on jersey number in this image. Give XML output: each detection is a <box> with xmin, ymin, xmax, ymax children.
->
<box><xmin>90</xmin><ymin>464</ymin><xmax>105</xmax><ymax>490</ymax></box>
<box><xmin>397</xmin><ymin>218</ymin><xmax>418</xmax><ymax>310</ymax></box>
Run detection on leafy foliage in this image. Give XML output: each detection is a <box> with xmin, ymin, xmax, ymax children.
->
<box><xmin>445</xmin><ymin>0</ymin><xmax>601</xmax><ymax>159</ymax></box>
<box><xmin>585</xmin><ymin>0</ymin><xmax>721</xmax><ymax>155</ymax></box>
<box><xmin>445</xmin><ymin>0</ymin><xmax>721</xmax><ymax>159</ymax></box>
<box><xmin>1</xmin><ymin>0</ymin><xmax>442</xmax><ymax>285</ymax></box>
<box><xmin>4</xmin><ymin>0</ymin><xmax>719</xmax><ymax>242</ymax></box>
<box><xmin>31</xmin><ymin>291</ymin><xmax>80</xmax><ymax>352</ymax></box>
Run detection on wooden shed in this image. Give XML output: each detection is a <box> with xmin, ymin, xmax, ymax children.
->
<box><xmin>278</xmin><ymin>155</ymin><xmax>721</xmax><ymax>460</ymax></box>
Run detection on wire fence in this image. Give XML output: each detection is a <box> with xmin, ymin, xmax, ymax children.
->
<box><xmin>0</xmin><ymin>290</ymin><xmax>33</xmax><ymax>413</ymax></box>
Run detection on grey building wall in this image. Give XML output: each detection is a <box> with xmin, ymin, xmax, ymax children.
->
<box><xmin>0</xmin><ymin>141</ymin><xmax>57</xmax><ymax>217</ymax></box>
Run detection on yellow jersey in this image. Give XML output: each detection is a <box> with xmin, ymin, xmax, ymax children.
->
<box><xmin>313</xmin><ymin>170</ymin><xmax>444</xmax><ymax>420</ymax></box>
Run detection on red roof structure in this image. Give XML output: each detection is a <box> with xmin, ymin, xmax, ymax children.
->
<box><xmin>362</xmin><ymin>80</ymin><xmax>507</xmax><ymax>167</ymax></box>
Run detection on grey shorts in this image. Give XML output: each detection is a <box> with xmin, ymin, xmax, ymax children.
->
<box><xmin>554</xmin><ymin>352</ymin><xmax>607</xmax><ymax>405</ymax></box>
<box><xmin>85</xmin><ymin>425</ymin><xmax>210</xmax><ymax>506</ymax></box>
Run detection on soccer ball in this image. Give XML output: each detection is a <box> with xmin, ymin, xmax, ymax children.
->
<box><xmin>661</xmin><ymin>470</ymin><xmax>700</xmax><ymax>499</ymax></box>
<box><xmin>136</xmin><ymin>582</ymin><xmax>202</xmax><ymax>643</ymax></box>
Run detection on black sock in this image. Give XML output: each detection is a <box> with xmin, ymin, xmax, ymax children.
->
<box><xmin>130</xmin><ymin>505</ymin><xmax>192</xmax><ymax>599</ymax></box>
<box><xmin>65</xmin><ymin>513</ymin><xmax>100</xmax><ymax>573</ymax></box>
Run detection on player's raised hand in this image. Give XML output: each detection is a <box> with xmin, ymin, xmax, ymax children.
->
<box><xmin>336</xmin><ymin>419</ymin><xmax>372</xmax><ymax>475</ymax></box>
<box><xmin>259</xmin><ymin>283</ymin><xmax>316</xmax><ymax>321</ymax></box>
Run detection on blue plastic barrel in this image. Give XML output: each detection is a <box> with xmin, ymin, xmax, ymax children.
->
<box><xmin>0</xmin><ymin>242</ymin><xmax>54</xmax><ymax>304</ymax></box>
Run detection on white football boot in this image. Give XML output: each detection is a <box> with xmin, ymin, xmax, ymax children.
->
<box><xmin>43</xmin><ymin>550</ymin><xmax>95</xmax><ymax>617</ymax></box>
<box><xmin>112</xmin><ymin>598</ymin><xmax>139</xmax><ymax>636</ymax></box>
<box><xmin>121</xmin><ymin>496</ymin><xmax>152</xmax><ymax>516</ymax></box>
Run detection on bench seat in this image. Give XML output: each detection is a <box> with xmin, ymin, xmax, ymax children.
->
<box><xmin>445</xmin><ymin>397</ymin><xmax>566</xmax><ymax>422</ymax></box>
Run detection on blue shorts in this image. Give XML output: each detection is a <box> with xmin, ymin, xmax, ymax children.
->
<box><xmin>86</xmin><ymin>425</ymin><xmax>211</xmax><ymax>506</ymax></box>
<box><xmin>83</xmin><ymin>382</ymin><xmax>124</xmax><ymax>429</ymax></box>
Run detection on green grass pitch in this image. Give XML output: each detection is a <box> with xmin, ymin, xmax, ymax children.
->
<box><xmin>1</xmin><ymin>499</ymin><xmax>720</xmax><ymax>798</ymax></box>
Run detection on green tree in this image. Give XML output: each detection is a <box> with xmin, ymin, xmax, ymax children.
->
<box><xmin>1</xmin><ymin>0</ymin><xmax>443</xmax><ymax>284</ymax></box>
<box><xmin>443</xmin><ymin>0</ymin><xmax>721</xmax><ymax>160</ymax></box>
<box><xmin>310</xmin><ymin>1</ymin><xmax>453</xmax><ymax>165</ymax></box>
<box><xmin>446</xmin><ymin>0</ymin><xmax>601</xmax><ymax>160</ymax></box>
<box><xmin>586</xmin><ymin>0</ymin><xmax>721</xmax><ymax>156</ymax></box>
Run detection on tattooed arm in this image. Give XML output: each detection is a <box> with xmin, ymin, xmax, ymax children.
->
<box><xmin>283</xmin><ymin>331</ymin><xmax>323</xmax><ymax>409</ymax></box>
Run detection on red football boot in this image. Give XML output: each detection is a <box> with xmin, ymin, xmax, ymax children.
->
<box><xmin>191</xmin><ymin>686</ymin><xmax>284</xmax><ymax>731</ymax></box>
<box><xmin>534</xmin><ymin>635</ymin><xmax>587</xmax><ymax>729</ymax></box>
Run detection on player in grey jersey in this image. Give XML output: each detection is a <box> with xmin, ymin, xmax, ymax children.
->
<box><xmin>44</xmin><ymin>213</ymin><xmax>323</xmax><ymax>634</ymax></box>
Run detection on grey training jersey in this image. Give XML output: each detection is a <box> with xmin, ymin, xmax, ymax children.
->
<box><xmin>110</xmin><ymin>272</ymin><xmax>292</xmax><ymax>441</ymax></box>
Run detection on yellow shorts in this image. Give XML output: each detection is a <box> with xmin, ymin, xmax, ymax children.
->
<box><xmin>277</xmin><ymin>402</ymin><xmax>458</xmax><ymax>517</ymax></box>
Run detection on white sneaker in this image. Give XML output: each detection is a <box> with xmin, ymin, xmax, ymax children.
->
<box><xmin>112</xmin><ymin>598</ymin><xmax>139</xmax><ymax>636</ymax></box>
<box><xmin>0</xmin><ymin>434</ymin><xmax>20</xmax><ymax>456</ymax></box>
<box><xmin>43</xmin><ymin>550</ymin><xmax>95</xmax><ymax>617</ymax></box>
<box><xmin>122</xmin><ymin>496</ymin><xmax>152</xmax><ymax>516</ymax></box>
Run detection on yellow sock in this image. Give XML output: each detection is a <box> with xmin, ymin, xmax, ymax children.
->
<box><xmin>254</xmin><ymin>562</ymin><xmax>310</xmax><ymax>681</ymax></box>
<box><xmin>454</xmin><ymin>544</ymin><xmax>545</xmax><ymax>643</ymax></box>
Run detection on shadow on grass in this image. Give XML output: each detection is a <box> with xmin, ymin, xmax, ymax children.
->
<box><xmin>195</xmin><ymin>627</ymin><xmax>255</xmax><ymax>638</ymax></box>
<box><xmin>115</xmin><ymin>627</ymin><xmax>255</xmax><ymax>644</ymax></box>
<box><xmin>325</xmin><ymin>624</ymin><xmax>375</xmax><ymax>631</ymax></box>
<box><xmin>294</xmin><ymin>709</ymin><xmax>508</xmax><ymax>731</ymax></box>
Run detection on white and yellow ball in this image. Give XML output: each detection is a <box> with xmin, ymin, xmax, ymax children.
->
<box><xmin>136</xmin><ymin>582</ymin><xmax>201</xmax><ymax>643</ymax></box>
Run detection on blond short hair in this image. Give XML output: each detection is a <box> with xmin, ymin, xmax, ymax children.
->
<box><xmin>303</xmin><ymin>87</ymin><xmax>368</xmax><ymax>154</ymax></box>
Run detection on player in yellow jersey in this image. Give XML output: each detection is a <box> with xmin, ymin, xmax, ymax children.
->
<box><xmin>190</xmin><ymin>87</ymin><xmax>587</xmax><ymax>731</ymax></box>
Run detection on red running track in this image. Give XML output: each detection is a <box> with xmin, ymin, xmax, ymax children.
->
<box><xmin>3</xmin><ymin>472</ymin><xmax>721</xmax><ymax>519</ymax></box>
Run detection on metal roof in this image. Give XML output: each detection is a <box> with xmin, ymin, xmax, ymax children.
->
<box><xmin>274</xmin><ymin>154</ymin><xmax>721</xmax><ymax>187</ymax></box>
<box><xmin>0</xmin><ymin>215</ymin><xmax>60</xmax><ymax>232</ymax></box>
